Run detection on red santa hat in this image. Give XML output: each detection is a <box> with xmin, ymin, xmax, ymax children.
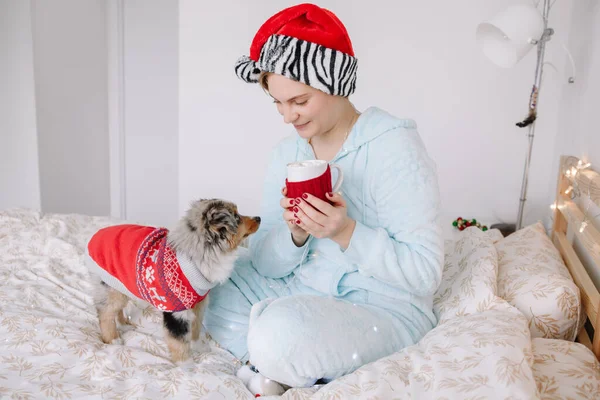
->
<box><xmin>234</xmin><ymin>3</ymin><xmax>358</xmax><ymax>97</ymax></box>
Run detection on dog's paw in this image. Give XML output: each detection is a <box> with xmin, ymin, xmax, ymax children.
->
<box><xmin>118</xmin><ymin>312</ymin><xmax>138</xmax><ymax>328</ymax></box>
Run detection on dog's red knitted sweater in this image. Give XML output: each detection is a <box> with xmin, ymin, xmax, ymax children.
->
<box><xmin>87</xmin><ymin>225</ymin><xmax>210</xmax><ymax>312</ymax></box>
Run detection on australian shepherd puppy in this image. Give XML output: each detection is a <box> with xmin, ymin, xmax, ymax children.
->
<box><xmin>84</xmin><ymin>199</ymin><xmax>260</xmax><ymax>362</ymax></box>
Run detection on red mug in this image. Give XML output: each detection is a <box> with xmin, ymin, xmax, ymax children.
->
<box><xmin>285</xmin><ymin>160</ymin><xmax>344</xmax><ymax>203</ymax></box>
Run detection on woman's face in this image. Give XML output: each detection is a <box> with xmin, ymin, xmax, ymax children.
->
<box><xmin>266</xmin><ymin>73</ymin><xmax>341</xmax><ymax>141</ymax></box>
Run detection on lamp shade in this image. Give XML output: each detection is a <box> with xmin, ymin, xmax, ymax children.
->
<box><xmin>476</xmin><ymin>4</ymin><xmax>545</xmax><ymax>68</ymax></box>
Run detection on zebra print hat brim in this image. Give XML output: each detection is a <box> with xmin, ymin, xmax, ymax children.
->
<box><xmin>235</xmin><ymin>34</ymin><xmax>358</xmax><ymax>97</ymax></box>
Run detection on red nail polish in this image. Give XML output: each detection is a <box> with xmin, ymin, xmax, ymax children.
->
<box><xmin>327</xmin><ymin>192</ymin><xmax>333</xmax><ymax>197</ymax></box>
<box><xmin>293</xmin><ymin>206</ymin><xmax>298</xmax><ymax>213</ymax></box>
<box><xmin>289</xmin><ymin>199</ymin><xmax>294</xmax><ymax>205</ymax></box>
<box><xmin>293</xmin><ymin>213</ymin><xmax>298</xmax><ymax>219</ymax></box>
<box><xmin>302</xmin><ymin>193</ymin><xmax>308</xmax><ymax>199</ymax></box>
<box><xmin>295</xmin><ymin>198</ymin><xmax>301</xmax><ymax>204</ymax></box>
<box><xmin>296</xmin><ymin>219</ymin><xmax>301</xmax><ymax>224</ymax></box>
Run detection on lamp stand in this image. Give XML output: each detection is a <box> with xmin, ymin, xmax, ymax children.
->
<box><xmin>492</xmin><ymin>0</ymin><xmax>553</xmax><ymax>235</ymax></box>
<box><xmin>515</xmin><ymin>0</ymin><xmax>554</xmax><ymax>231</ymax></box>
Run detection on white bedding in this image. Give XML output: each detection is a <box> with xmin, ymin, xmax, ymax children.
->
<box><xmin>0</xmin><ymin>209</ymin><xmax>598</xmax><ymax>399</ymax></box>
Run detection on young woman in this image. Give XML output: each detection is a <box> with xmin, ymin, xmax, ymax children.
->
<box><xmin>204</xmin><ymin>3</ymin><xmax>444</xmax><ymax>395</ymax></box>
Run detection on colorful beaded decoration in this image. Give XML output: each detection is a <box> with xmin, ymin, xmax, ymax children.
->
<box><xmin>452</xmin><ymin>217</ymin><xmax>488</xmax><ymax>232</ymax></box>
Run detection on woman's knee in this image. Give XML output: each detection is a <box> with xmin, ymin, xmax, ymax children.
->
<box><xmin>246</xmin><ymin>295</ymin><xmax>413</xmax><ymax>387</ymax></box>
<box><xmin>247</xmin><ymin>296</ymin><xmax>321</xmax><ymax>387</ymax></box>
<box><xmin>247</xmin><ymin>296</ymin><xmax>371</xmax><ymax>387</ymax></box>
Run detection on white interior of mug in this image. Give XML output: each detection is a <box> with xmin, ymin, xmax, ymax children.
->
<box><xmin>287</xmin><ymin>160</ymin><xmax>328</xmax><ymax>182</ymax></box>
<box><xmin>287</xmin><ymin>160</ymin><xmax>327</xmax><ymax>168</ymax></box>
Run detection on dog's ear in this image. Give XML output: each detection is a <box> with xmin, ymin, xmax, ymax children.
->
<box><xmin>205</xmin><ymin>204</ymin><xmax>238</xmax><ymax>240</ymax></box>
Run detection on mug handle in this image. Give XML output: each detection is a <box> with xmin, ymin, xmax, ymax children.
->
<box><xmin>330</xmin><ymin>164</ymin><xmax>344</xmax><ymax>192</ymax></box>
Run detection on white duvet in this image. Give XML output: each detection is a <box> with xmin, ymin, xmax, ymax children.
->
<box><xmin>0</xmin><ymin>209</ymin><xmax>598</xmax><ymax>399</ymax></box>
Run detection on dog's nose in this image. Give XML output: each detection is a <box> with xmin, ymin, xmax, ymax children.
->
<box><xmin>253</xmin><ymin>216</ymin><xmax>261</xmax><ymax>223</ymax></box>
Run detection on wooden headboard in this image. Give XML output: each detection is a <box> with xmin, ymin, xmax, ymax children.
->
<box><xmin>552</xmin><ymin>155</ymin><xmax>600</xmax><ymax>360</ymax></box>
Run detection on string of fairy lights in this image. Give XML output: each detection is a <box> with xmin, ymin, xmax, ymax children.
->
<box><xmin>551</xmin><ymin>159</ymin><xmax>600</xmax><ymax>234</ymax></box>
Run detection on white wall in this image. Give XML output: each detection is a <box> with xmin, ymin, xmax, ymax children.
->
<box><xmin>553</xmin><ymin>0</ymin><xmax>600</xmax><ymax>168</ymax></box>
<box><xmin>179</xmin><ymin>0</ymin><xmax>280</xmax><ymax>217</ymax></box>
<box><xmin>122</xmin><ymin>0</ymin><xmax>179</xmax><ymax>227</ymax></box>
<box><xmin>178</xmin><ymin>0</ymin><xmax>573</xmax><ymax>233</ymax></box>
<box><xmin>31</xmin><ymin>0</ymin><xmax>110</xmax><ymax>216</ymax></box>
<box><xmin>0</xmin><ymin>0</ymin><xmax>179</xmax><ymax>224</ymax></box>
<box><xmin>0</xmin><ymin>0</ymin><xmax>41</xmax><ymax>211</ymax></box>
<box><xmin>1</xmin><ymin>0</ymin><xmax>584</xmax><ymax>236</ymax></box>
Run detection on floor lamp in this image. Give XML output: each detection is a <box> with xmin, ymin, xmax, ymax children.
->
<box><xmin>476</xmin><ymin>1</ymin><xmax>575</xmax><ymax>234</ymax></box>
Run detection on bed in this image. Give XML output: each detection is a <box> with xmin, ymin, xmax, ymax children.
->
<box><xmin>1</xmin><ymin>155</ymin><xmax>599</xmax><ymax>399</ymax></box>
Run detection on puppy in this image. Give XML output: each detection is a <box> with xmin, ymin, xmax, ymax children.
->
<box><xmin>85</xmin><ymin>199</ymin><xmax>260</xmax><ymax>362</ymax></box>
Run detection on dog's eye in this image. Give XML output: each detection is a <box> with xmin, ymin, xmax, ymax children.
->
<box><xmin>235</xmin><ymin>215</ymin><xmax>241</xmax><ymax>224</ymax></box>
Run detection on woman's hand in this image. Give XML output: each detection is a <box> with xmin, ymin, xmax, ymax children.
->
<box><xmin>280</xmin><ymin>187</ymin><xmax>310</xmax><ymax>246</ymax></box>
<box><xmin>292</xmin><ymin>192</ymin><xmax>356</xmax><ymax>250</ymax></box>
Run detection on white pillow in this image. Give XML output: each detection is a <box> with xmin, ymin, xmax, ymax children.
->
<box><xmin>434</xmin><ymin>227</ymin><xmax>500</xmax><ymax>324</ymax></box>
<box><xmin>496</xmin><ymin>222</ymin><xmax>582</xmax><ymax>340</ymax></box>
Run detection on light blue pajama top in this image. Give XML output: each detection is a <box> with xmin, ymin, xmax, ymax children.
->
<box><xmin>248</xmin><ymin>106</ymin><xmax>444</xmax><ymax>342</ymax></box>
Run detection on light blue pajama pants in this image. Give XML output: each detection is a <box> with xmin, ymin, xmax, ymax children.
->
<box><xmin>203</xmin><ymin>249</ymin><xmax>416</xmax><ymax>388</ymax></box>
